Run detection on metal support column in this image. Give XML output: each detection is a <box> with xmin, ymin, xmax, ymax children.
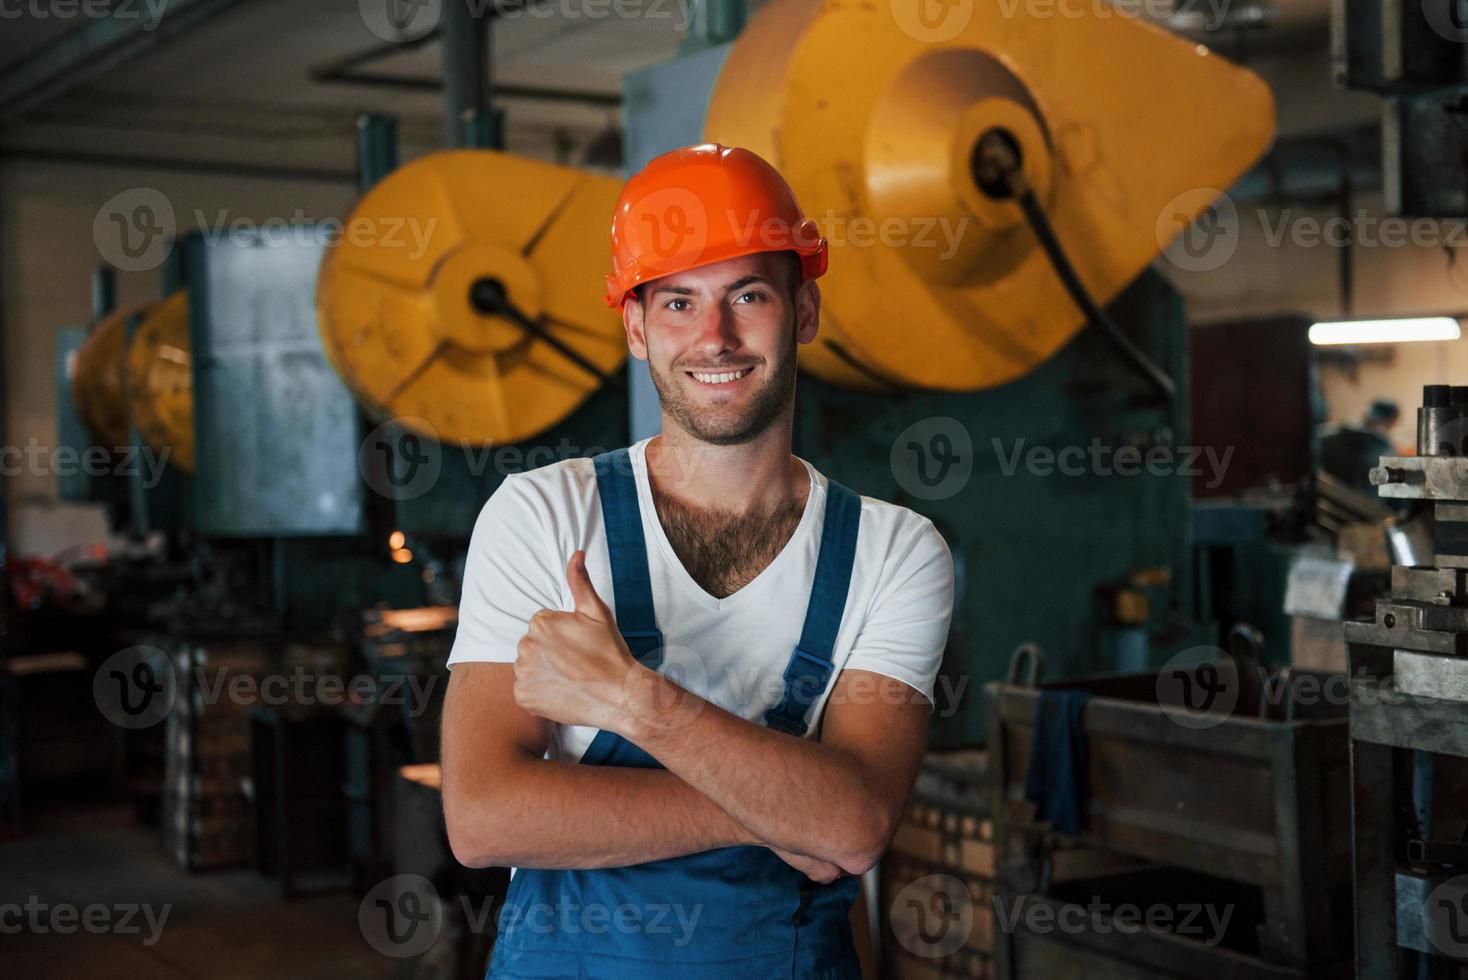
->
<box><xmin>441</xmin><ymin>0</ymin><xmax>502</xmax><ymax>149</ymax></box>
<box><xmin>681</xmin><ymin>0</ymin><xmax>746</xmax><ymax>52</ymax></box>
<box><xmin>356</xmin><ymin>113</ymin><xmax>399</xmax><ymax>192</ymax></box>
<box><xmin>0</xmin><ymin>166</ymin><xmax>8</xmax><ymax>643</ymax></box>
<box><xmin>92</xmin><ymin>266</ymin><xmax>116</xmax><ymax>320</ymax></box>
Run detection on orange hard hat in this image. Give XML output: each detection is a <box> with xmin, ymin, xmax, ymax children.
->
<box><xmin>604</xmin><ymin>143</ymin><xmax>828</xmax><ymax>308</ymax></box>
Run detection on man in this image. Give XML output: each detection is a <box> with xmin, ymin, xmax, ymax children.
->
<box><xmin>1319</xmin><ymin>398</ymin><xmax>1400</xmax><ymax>498</ymax></box>
<box><xmin>441</xmin><ymin>143</ymin><xmax>955</xmax><ymax>979</ymax></box>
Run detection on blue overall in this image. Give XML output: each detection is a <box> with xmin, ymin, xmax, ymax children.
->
<box><xmin>486</xmin><ymin>448</ymin><xmax>864</xmax><ymax>980</ymax></box>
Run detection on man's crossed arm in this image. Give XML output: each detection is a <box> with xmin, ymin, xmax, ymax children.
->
<box><xmin>441</xmin><ymin>552</ymin><xmax>932</xmax><ymax>878</ymax></box>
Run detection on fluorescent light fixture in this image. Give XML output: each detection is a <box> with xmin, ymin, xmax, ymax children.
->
<box><xmin>1308</xmin><ymin>317</ymin><xmax>1462</xmax><ymax>346</ymax></box>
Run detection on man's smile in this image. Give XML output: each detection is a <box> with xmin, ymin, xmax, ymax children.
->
<box><xmin>686</xmin><ymin>366</ymin><xmax>755</xmax><ymax>386</ymax></box>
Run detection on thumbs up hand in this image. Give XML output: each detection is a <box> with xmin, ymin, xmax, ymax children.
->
<box><xmin>512</xmin><ymin>551</ymin><xmax>637</xmax><ymax>730</ymax></box>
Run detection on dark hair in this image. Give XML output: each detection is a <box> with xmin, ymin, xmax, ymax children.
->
<box><xmin>1367</xmin><ymin>398</ymin><xmax>1399</xmax><ymax>424</ymax></box>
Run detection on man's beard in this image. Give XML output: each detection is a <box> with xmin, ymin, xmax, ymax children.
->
<box><xmin>647</xmin><ymin>330</ymin><xmax>797</xmax><ymax>446</ymax></box>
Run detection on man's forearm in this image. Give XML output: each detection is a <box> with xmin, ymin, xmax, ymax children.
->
<box><xmin>615</xmin><ymin>673</ymin><xmax>891</xmax><ymax>875</ymax></box>
<box><xmin>447</xmin><ymin>754</ymin><xmax>757</xmax><ymax>869</ymax></box>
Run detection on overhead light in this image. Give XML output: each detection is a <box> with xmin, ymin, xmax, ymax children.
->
<box><xmin>1308</xmin><ymin>317</ymin><xmax>1462</xmax><ymax>346</ymax></box>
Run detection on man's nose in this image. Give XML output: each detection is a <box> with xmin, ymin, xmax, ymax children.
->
<box><xmin>690</xmin><ymin>304</ymin><xmax>739</xmax><ymax>355</ymax></box>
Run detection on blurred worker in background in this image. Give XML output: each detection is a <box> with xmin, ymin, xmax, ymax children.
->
<box><xmin>1319</xmin><ymin>398</ymin><xmax>1401</xmax><ymax>497</ymax></box>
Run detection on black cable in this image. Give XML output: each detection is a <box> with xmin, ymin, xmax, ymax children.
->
<box><xmin>468</xmin><ymin>278</ymin><xmax>625</xmax><ymax>391</ymax></box>
<box><xmin>973</xmin><ymin>130</ymin><xmax>1177</xmax><ymax>405</ymax></box>
<box><xmin>1012</xmin><ymin>185</ymin><xmax>1176</xmax><ymax>403</ymax></box>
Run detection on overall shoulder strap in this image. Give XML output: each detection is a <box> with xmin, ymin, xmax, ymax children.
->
<box><xmin>763</xmin><ymin>478</ymin><xmax>862</xmax><ymax>736</ymax></box>
<box><xmin>592</xmin><ymin>449</ymin><xmax>663</xmax><ymax>667</ymax></box>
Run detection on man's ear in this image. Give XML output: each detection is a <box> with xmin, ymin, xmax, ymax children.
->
<box><xmin>795</xmin><ymin>279</ymin><xmax>821</xmax><ymax>346</ymax></box>
<box><xmin>623</xmin><ymin>294</ymin><xmax>648</xmax><ymax>361</ymax></box>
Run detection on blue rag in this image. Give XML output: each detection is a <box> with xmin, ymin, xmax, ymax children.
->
<box><xmin>1022</xmin><ymin>689</ymin><xmax>1091</xmax><ymax>834</ymax></box>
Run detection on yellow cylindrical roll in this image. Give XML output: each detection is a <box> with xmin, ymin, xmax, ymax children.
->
<box><xmin>317</xmin><ymin>150</ymin><xmax>627</xmax><ymax>447</ymax></box>
<box><xmin>705</xmin><ymin>0</ymin><xmax>1275</xmax><ymax>390</ymax></box>
<box><xmin>126</xmin><ymin>290</ymin><xmax>194</xmax><ymax>473</ymax></box>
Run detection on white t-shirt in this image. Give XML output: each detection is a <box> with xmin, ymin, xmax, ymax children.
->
<box><xmin>447</xmin><ymin>438</ymin><xmax>955</xmax><ymax>762</ymax></box>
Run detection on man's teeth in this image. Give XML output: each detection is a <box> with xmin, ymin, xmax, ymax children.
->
<box><xmin>690</xmin><ymin>367</ymin><xmax>752</xmax><ymax>385</ymax></box>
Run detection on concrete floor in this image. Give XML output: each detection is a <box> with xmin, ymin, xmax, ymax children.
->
<box><xmin>0</xmin><ymin>800</ymin><xmax>394</xmax><ymax>979</ymax></box>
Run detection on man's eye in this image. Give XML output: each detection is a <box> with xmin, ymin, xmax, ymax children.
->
<box><xmin>665</xmin><ymin>298</ymin><xmax>690</xmax><ymax>312</ymax></box>
<box><xmin>734</xmin><ymin>291</ymin><xmax>766</xmax><ymax>304</ymax></box>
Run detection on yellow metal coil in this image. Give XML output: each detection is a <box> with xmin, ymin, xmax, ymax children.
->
<box><xmin>127</xmin><ymin>290</ymin><xmax>195</xmax><ymax>474</ymax></box>
<box><xmin>317</xmin><ymin>150</ymin><xmax>627</xmax><ymax>447</ymax></box>
<box><xmin>72</xmin><ymin>302</ymin><xmax>150</xmax><ymax>449</ymax></box>
<box><xmin>705</xmin><ymin>0</ymin><xmax>1276</xmax><ymax>390</ymax></box>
